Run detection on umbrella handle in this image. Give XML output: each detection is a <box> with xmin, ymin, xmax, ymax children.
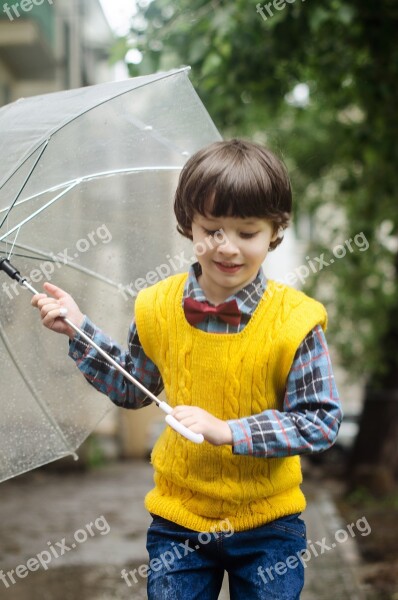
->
<box><xmin>158</xmin><ymin>401</ymin><xmax>204</xmax><ymax>444</ymax></box>
<box><xmin>166</xmin><ymin>415</ymin><xmax>205</xmax><ymax>445</ymax></box>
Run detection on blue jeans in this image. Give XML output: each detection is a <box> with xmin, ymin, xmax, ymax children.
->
<box><xmin>146</xmin><ymin>512</ymin><xmax>307</xmax><ymax>599</ymax></box>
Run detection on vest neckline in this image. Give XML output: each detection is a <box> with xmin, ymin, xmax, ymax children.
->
<box><xmin>177</xmin><ymin>274</ymin><xmax>281</xmax><ymax>340</ymax></box>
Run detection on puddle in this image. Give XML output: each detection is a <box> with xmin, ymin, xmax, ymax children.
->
<box><xmin>0</xmin><ymin>564</ymin><xmax>148</xmax><ymax>600</ymax></box>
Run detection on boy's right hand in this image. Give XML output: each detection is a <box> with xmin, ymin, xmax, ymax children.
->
<box><xmin>31</xmin><ymin>282</ymin><xmax>84</xmax><ymax>340</ymax></box>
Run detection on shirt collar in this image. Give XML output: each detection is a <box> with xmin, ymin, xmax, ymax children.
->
<box><xmin>184</xmin><ymin>262</ymin><xmax>267</xmax><ymax>316</ymax></box>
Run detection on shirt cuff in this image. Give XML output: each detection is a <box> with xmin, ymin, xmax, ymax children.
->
<box><xmin>227</xmin><ymin>419</ymin><xmax>253</xmax><ymax>455</ymax></box>
<box><xmin>68</xmin><ymin>315</ymin><xmax>94</xmax><ymax>360</ymax></box>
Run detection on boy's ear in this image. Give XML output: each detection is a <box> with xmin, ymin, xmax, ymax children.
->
<box><xmin>182</xmin><ymin>225</ymin><xmax>193</xmax><ymax>241</ymax></box>
<box><xmin>271</xmin><ymin>224</ymin><xmax>280</xmax><ymax>242</ymax></box>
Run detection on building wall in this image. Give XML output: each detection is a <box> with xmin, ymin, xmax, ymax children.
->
<box><xmin>0</xmin><ymin>0</ymin><xmax>116</xmax><ymax>103</ymax></box>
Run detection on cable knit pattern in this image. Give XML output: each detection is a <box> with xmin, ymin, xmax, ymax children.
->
<box><xmin>135</xmin><ymin>274</ymin><xmax>327</xmax><ymax>532</ymax></box>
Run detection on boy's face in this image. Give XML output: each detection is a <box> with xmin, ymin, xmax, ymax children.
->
<box><xmin>190</xmin><ymin>212</ymin><xmax>278</xmax><ymax>304</ymax></box>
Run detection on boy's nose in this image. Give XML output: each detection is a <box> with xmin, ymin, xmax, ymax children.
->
<box><xmin>217</xmin><ymin>238</ymin><xmax>240</xmax><ymax>256</ymax></box>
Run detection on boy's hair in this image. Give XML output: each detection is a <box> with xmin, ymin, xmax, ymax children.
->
<box><xmin>174</xmin><ymin>139</ymin><xmax>292</xmax><ymax>251</ymax></box>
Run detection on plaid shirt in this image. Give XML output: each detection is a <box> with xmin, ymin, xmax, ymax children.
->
<box><xmin>69</xmin><ymin>263</ymin><xmax>342</xmax><ymax>457</ymax></box>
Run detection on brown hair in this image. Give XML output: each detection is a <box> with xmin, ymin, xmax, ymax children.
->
<box><xmin>174</xmin><ymin>139</ymin><xmax>292</xmax><ymax>251</ymax></box>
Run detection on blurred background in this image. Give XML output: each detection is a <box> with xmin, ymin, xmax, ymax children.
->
<box><xmin>0</xmin><ymin>1</ymin><xmax>397</xmax><ymax>598</ymax></box>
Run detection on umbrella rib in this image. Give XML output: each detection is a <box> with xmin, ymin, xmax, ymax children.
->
<box><xmin>5</xmin><ymin>241</ymin><xmax>125</xmax><ymax>290</ymax></box>
<box><xmin>7</xmin><ymin>226</ymin><xmax>21</xmax><ymax>260</ymax></box>
<box><xmin>0</xmin><ymin>181</ymin><xmax>78</xmax><ymax>245</ymax></box>
<box><xmin>37</xmin><ymin>67</ymin><xmax>192</xmax><ymax>147</ymax></box>
<box><xmin>0</xmin><ymin>140</ymin><xmax>49</xmax><ymax>233</ymax></box>
<box><xmin>0</xmin><ymin>250</ymin><xmax>47</xmax><ymax>262</ymax></box>
<box><xmin>0</xmin><ymin>67</ymin><xmax>191</xmax><ymax>195</ymax></box>
<box><xmin>50</xmin><ymin>165</ymin><xmax>182</xmax><ymax>191</ymax></box>
<box><xmin>0</xmin><ymin>166</ymin><xmax>181</xmax><ymax>219</ymax></box>
<box><xmin>0</xmin><ymin>320</ymin><xmax>78</xmax><ymax>461</ymax></box>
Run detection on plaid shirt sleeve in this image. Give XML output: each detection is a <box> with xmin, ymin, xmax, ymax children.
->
<box><xmin>227</xmin><ymin>325</ymin><xmax>343</xmax><ymax>457</ymax></box>
<box><xmin>68</xmin><ymin>315</ymin><xmax>163</xmax><ymax>408</ymax></box>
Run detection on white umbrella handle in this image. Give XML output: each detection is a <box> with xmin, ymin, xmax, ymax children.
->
<box><xmin>165</xmin><ymin>415</ymin><xmax>204</xmax><ymax>444</ymax></box>
<box><xmin>158</xmin><ymin>401</ymin><xmax>204</xmax><ymax>444</ymax></box>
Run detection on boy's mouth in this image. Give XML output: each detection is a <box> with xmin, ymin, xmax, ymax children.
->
<box><xmin>214</xmin><ymin>261</ymin><xmax>243</xmax><ymax>274</ymax></box>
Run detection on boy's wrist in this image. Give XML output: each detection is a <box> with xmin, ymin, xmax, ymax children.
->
<box><xmin>219</xmin><ymin>421</ymin><xmax>233</xmax><ymax>446</ymax></box>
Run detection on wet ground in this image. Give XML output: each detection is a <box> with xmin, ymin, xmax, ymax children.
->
<box><xmin>0</xmin><ymin>460</ymin><xmax>367</xmax><ymax>599</ymax></box>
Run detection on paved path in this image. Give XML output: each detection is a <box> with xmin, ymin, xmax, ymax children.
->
<box><xmin>0</xmin><ymin>461</ymin><xmax>366</xmax><ymax>599</ymax></box>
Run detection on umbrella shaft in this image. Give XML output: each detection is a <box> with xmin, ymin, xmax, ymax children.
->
<box><xmin>64</xmin><ymin>318</ymin><xmax>162</xmax><ymax>406</ymax></box>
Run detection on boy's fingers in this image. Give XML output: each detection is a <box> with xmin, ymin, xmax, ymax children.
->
<box><xmin>42</xmin><ymin>307</ymin><xmax>67</xmax><ymax>327</ymax></box>
<box><xmin>37</xmin><ymin>297</ymin><xmax>60</xmax><ymax>310</ymax></box>
<box><xmin>35</xmin><ymin>300</ymin><xmax>62</xmax><ymax>320</ymax></box>
<box><xmin>43</xmin><ymin>282</ymin><xmax>68</xmax><ymax>299</ymax></box>
<box><xmin>172</xmin><ymin>407</ymin><xmax>187</xmax><ymax>418</ymax></box>
<box><xmin>31</xmin><ymin>293</ymin><xmax>47</xmax><ymax>307</ymax></box>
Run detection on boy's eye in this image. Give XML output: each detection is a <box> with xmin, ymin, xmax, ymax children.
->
<box><xmin>240</xmin><ymin>232</ymin><xmax>258</xmax><ymax>239</ymax></box>
<box><xmin>203</xmin><ymin>228</ymin><xmax>222</xmax><ymax>236</ymax></box>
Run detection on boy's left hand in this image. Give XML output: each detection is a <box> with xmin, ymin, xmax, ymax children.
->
<box><xmin>171</xmin><ymin>406</ymin><xmax>233</xmax><ymax>446</ymax></box>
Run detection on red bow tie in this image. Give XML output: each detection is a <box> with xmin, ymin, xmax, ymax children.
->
<box><xmin>183</xmin><ymin>297</ymin><xmax>241</xmax><ymax>326</ymax></box>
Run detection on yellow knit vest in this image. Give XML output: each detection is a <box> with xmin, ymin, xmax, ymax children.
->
<box><xmin>135</xmin><ymin>273</ymin><xmax>327</xmax><ymax>532</ymax></box>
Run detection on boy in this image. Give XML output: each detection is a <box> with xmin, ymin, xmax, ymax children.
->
<box><xmin>32</xmin><ymin>139</ymin><xmax>342</xmax><ymax>599</ymax></box>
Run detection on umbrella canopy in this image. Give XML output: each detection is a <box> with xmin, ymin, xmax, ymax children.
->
<box><xmin>0</xmin><ymin>67</ymin><xmax>221</xmax><ymax>483</ymax></box>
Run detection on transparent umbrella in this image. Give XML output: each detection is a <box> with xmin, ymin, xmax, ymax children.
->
<box><xmin>0</xmin><ymin>67</ymin><xmax>221</xmax><ymax>483</ymax></box>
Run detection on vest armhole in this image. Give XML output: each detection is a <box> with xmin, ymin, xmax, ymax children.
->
<box><xmin>134</xmin><ymin>286</ymin><xmax>155</xmax><ymax>363</ymax></box>
<box><xmin>274</xmin><ymin>294</ymin><xmax>328</xmax><ymax>389</ymax></box>
<box><xmin>134</xmin><ymin>273</ymin><xmax>188</xmax><ymax>364</ymax></box>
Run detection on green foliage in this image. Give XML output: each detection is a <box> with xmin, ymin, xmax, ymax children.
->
<box><xmin>85</xmin><ymin>435</ymin><xmax>107</xmax><ymax>469</ymax></box>
<box><xmin>118</xmin><ymin>0</ymin><xmax>398</xmax><ymax>385</ymax></box>
<box><xmin>345</xmin><ymin>485</ymin><xmax>398</xmax><ymax>510</ymax></box>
